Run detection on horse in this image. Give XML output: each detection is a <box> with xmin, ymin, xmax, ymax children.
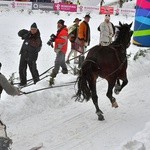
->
<box><xmin>75</xmin><ymin>22</ymin><xmax>133</xmax><ymax>121</ymax></box>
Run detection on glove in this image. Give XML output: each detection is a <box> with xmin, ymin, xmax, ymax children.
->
<box><xmin>108</xmin><ymin>33</ymin><xmax>113</xmax><ymax>38</ymax></box>
<box><xmin>18</xmin><ymin>29</ymin><xmax>30</xmax><ymax>40</ymax></box>
<box><xmin>22</xmin><ymin>33</ymin><xmax>30</xmax><ymax>40</ymax></box>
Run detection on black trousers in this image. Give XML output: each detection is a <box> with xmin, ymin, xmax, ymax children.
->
<box><xmin>19</xmin><ymin>53</ymin><xmax>39</xmax><ymax>84</ymax></box>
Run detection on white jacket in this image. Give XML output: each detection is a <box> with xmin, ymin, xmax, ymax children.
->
<box><xmin>99</xmin><ymin>21</ymin><xmax>114</xmax><ymax>45</ymax></box>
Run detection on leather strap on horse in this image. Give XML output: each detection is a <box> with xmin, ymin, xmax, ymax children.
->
<box><xmin>82</xmin><ymin>51</ymin><xmax>127</xmax><ymax>80</ymax></box>
<box><xmin>109</xmin><ymin>44</ymin><xmax>127</xmax><ymax>70</ymax></box>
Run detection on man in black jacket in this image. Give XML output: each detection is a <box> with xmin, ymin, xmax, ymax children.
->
<box><xmin>18</xmin><ymin>23</ymin><xmax>42</xmax><ymax>86</ymax></box>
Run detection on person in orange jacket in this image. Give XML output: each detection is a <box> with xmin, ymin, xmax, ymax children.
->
<box><xmin>77</xmin><ymin>14</ymin><xmax>91</xmax><ymax>68</ymax></box>
<box><xmin>48</xmin><ymin>19</ymin><xmax>68</xmax><ymax>86</ymax></box>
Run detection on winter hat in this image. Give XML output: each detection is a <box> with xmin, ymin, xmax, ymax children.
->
<box><xmin>105</xmin><ymin>14</ymin><xmax>110</xmax><ymax>20</ymax></box>
<box><xmin>73</xmin><ymin>18</ymin><xmax>81</xmax><ymax>23</ymax></box>
<box><xmin>57</xmin><ymin>19</ymin><xmax>65</xmax><ymax>25</ymax></box>
<box><xmin>31</xmin><ymin>22</ymin><xmax>37</xmax><ymax>29</ymax></box>
<box><xmin>84</xmin><ymin>14</ymin><xmax>91</xmax><ymax>18</ymax></box>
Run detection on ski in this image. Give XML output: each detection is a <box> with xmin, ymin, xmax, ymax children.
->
<box><xmin>23</xmin><ymin>81</ymin><xmax>76</xmax><ymax>95</ymax></box>
<box><xmin>29</xmin><ymin>143</ymin><xmax>43</xmax><ymax>150</ymax></box>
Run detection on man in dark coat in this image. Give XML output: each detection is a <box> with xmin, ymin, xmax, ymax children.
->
<box><xmin>18</xmin><ymin>23</ymin><xmax>42</xmax><ymax>86</ymax></box>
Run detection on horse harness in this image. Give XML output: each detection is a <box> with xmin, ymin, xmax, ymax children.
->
<box><xmin>84</xmin><ymin>44</ymin><xmax>127</xmax><ymax>78</ymax></box>
<box><xmin>109</xmin><ymin>44</ymin><xmax>127</xmax><ymax>70</ymax></box>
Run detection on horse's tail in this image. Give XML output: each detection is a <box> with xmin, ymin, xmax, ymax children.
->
<box><xmin>75</xmin><ymin>60</ymin><xmax>97</xmax><ymax>102</ymax></box>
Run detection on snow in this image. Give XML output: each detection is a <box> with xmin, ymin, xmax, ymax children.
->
<box><xmin>0</xmin><ymin>1</ymin><xmax>150</xmax><ymax>150</ymax></box>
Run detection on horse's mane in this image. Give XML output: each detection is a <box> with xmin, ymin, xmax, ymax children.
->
<box><xmin>111</xmin><ymin>23</ymin><xmax>132</xmax><ymax>46</ymax></box>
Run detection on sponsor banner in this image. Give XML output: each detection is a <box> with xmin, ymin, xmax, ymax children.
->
<box><xmin>11</xmin><ymin>1</ymin><xmax>32</xmax><ymax>9</ymax></box>
<box><xmin>119</xmin><ymin>8</ymin><xmax>135</xmax><ymax>16</ymax></box>
<box><xmin>0</xmin><ymin>1</ymin><xmax>12</xmax><ymax>9</ymax></box>
<box><xmin>32</xmin><ymin>2</ymin><xmax>54</xmax><ymax>11</ymax></box>
<box><xmin>77</xmin><ymin>5</ymin><xmax>99</xmax><ymax>14</ymax></box>
<box><xmin>0</xmin><ymin>1</ymin><xmax>32</xmax><ymax>10</ymax></box>
<box><xmin>54</xmin><ymin>3</ymin><xmax>77</xmax><ymax>12</ymax></box>
<box><xmin>100</xmin><ymin>6</ymin><xmax>114</xmax><ymax>14</ymax></box>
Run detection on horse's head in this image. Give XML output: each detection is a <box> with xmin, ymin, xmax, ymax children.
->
<box><xmin>116</xmin><ymin>22</ymin><xmax>133</xmax><ymax>49</ymax></box>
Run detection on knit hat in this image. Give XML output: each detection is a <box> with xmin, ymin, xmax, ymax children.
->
<box><xmin>84</xmin><ymin>14</ymin><xmax>91</xmax><ymax>18</ymax></box>
<box><xmin>105</xmin><ymin>14</ymin><xmax>110</xmax><ymax>20</ymax></box>
<box><xmin>57</xmin><ymin>19</ymin><xmax>65</xmax><ymax>25</ymax></box>
<box><xmin>73</xmin><ymin>18</ymin><xmax>81</xmax><ymax>23</ymax></box>
<box><xmin>31</xmin><ymin>23</ymin><xmax>37</xmax><ymax>29</ymax></box>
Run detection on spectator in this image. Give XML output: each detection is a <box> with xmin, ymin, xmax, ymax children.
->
<box><xmin>66</xmin><ymin>18</ymin><xmax>81</xmax><ymax>64</ymax></box>
<box><xmin>0</xmin><ymin>63</ymin><xmax>22</xmax><ymax>97</ymax></box>
<box><xmin>77</xmin><ymin>14</ymin><xmax>91</xmax><ymax>68</ymax></box>
<box><xmin>98</xmin><ymin>14</ymin><xmax>114</xmax><ymax>46</ymax></box>
<box><xmin>77</xmin><ymin>0</ymin><xmax>80</xmax><ymax>5</ymax></box>
<box><xmin>48</xmin><ymin>19</ymin><xmax>68</xmax><ymax>86</ymax></box>
<box><xmin>18</xmin><ymin>23</ymin><xmax>42</xmax><ymax>86</ymax></box>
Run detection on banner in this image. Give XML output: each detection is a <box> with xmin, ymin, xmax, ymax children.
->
<box><xmin>100</xmin><ymin>6</ymin><xmax>114</xmax><ymax>14</ymax></box>
<box><xmin>32</xmin><ymin>2</ymin><xmax>54</xmax><ymax>11</ymax></box>
<box><xmin>133</xmin><ymin>0</ymin><xmax>150</xmax><ymax>47</ymax></box>
<box><xmin>0</xmin><ymin>1</ymin><xmax>11</xmax><ymax>9</ymax></box>
<box><xmin>11</xmin><ymin>1</ymin><xmax>32</xmax><ymax>10</ymax></box>
<box><xmin>77</xmin><ymin>5</ymin><xmax>99</xmax><ymax>14</ymax></box>
<box><xmin>54</xmin><ymin>3</ymin><xmax>77</xmax><ymax>12</ymax></box>
<box><xmin>119</xmin><ymin>8</ymin><xmax>135</xmax><ymax>16</ymax></box>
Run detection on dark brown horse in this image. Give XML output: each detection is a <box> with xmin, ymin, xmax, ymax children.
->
<box><xmin>75</xmin><ymin>22</ymin><xmax>133</xmax><ymax>121</ymax></box>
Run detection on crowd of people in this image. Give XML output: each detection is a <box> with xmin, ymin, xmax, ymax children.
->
<box><xmin>0</xmin><ymin>13</ymin><xmax>117</xmax><ymax>92</ymax></box>
<box><xmin>0</xmin><ymin>14</ymin><xmax>117</xmax><ymax>149</ymax></box>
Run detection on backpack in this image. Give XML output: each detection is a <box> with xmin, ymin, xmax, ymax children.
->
<box><xmin>68</xmin><ymin>25</ymin><xmax>77</xmax><ymax>43</ymax></box>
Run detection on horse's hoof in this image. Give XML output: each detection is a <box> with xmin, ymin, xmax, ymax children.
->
<box><xmin>114</xmin><ymin>89</ymin><xmax>120</xmax><ymax>95</ymax></box>
<box><xmin>98</xmin><ymin>115</ymin><xmax>105</xmax><ymax>121</ymax></box>
<box><xmin>112</xmin><ymin>101</ymin><xmax>119</xmax><ymax>108</ymax></box>
<box><xmin>114</xmin><ymin>84</ymin><xmax>121</xmax><ymax>95</ymax></box>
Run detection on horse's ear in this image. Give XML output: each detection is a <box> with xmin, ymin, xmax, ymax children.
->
<box><xmin>116</xmin><ymin>26</ymin><xmax>120</xmax><ymax>30</ymax></box>
<box><xmin>129</xmin><ymin>22</ymin><xmax>133</xmax><ymax>28</ymax></box>
<box><xmin>119</xmin><ymin>21</ymin><xmax>122</xmax><ymax>27</ymax></box>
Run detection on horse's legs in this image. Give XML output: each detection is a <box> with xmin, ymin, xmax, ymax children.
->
<box><xmin>114</xmin><ymin>78</ymin><xmax>128</xmax><ymax>95</ymax></box>
<box><xmin>106</xmin><ymin>80</ymin><xmax>119</xmax><ymax>108</ymax></box>
<box><xmin>114</xmin><ymin>79</ymin><xmax>121</xmax><ymax>94</ymax></box>
<box><xmin>120</xmin><ymin>78</ymin><xmax>128</xmax><ymax>91</ymax></box>
<box><xmin>89</xmin><ymin>78</ymin><xmax>104</xmax><ymax>121</ymax></box>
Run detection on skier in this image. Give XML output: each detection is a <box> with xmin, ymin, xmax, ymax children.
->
<box><xmin>0</xmin><ymin>62</ymin><xmax>22</xmax><ymax>97</ymax></box>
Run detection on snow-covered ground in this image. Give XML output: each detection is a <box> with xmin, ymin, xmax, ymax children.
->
<box><xmin>0</xmin><ymin>1</ymin><xmax>150</xmax><ymax>150</ymax></box>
